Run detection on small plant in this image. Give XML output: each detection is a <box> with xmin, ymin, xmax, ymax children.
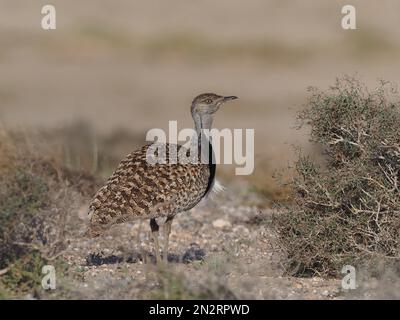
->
<box><xmin>151</xmin><ymin>267</ymin><xmax>237</xmax><ymax>300</ymax></box>
<box><xmin>273</xmin><ymin>77</ymin><xmax>400</xmax><ymax>277</ymax></box>
<box><xmin>0</xmin><ymin>128</ymin><xmax>94</xmax><ymax>297</ymax></box>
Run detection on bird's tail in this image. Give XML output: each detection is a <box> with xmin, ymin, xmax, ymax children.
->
<box><xmin>212</xmin><ymin>179</ymin><xmax>226</xmax><ymax>194</ymax></box>
<box><xmin>82</xmin><ymin>225</ymin><xmax>104</xmax><ymax>239</ymax></box>
<box><xmin>83</xmin><ymin>208</ymin><xmax>106</xmax><ymax>238</ymax></box>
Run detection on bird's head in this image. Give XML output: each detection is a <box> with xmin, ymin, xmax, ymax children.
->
<box><xmin>191</xmin><ymin>93</ymin><xmax>238</xmax><ymax>116</ymax></box>
<box><xmin>191</xmin><ymin>93</ymin><xmax>238</xmax><ymax>132</ymax></box>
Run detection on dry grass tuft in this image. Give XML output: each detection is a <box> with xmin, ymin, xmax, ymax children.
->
<box><xmin>151</xmin><ymin>266</ymin><xmax>238</xmax><ymax>300</ymax></box>
<box><xmin>0</xmin><ymin>127</ymin><xmax>96</xmax><ymax>297</ymax></box>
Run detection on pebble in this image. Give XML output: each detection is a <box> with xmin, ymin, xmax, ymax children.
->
<box><xmin>212</xmin><ymin>218</ymin><xmax>232</xmax><ymax>229</ymax></box>
<box><xmin>294</xmin><ymin>283</ymin><xmax>303</xmax><ymax>289</ymax></box>
<box><xmin>232</xmin><ymin>225</ymin><xmax>250</xmax><ymax>235</ymax></box>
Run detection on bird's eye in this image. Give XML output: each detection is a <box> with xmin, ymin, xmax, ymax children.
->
<box><xmin>205</xmin><ymin>99</ymin><xmax>212</xmax><ymax>104</ymax></box>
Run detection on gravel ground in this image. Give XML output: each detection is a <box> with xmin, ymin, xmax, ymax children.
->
<box><xmin>55</xmin><ymin>186</ymin><xmax>343</xmax><ymax>300</ymax></box>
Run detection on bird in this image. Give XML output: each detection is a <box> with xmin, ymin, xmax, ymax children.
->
<box><xmin>87</xmin><ymin>93</ymin><xmax>238</xmax><ymax>263</ymax></box>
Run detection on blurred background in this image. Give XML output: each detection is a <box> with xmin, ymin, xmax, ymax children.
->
<box><xmin>1</xmin><ymin>0</ymin><xmax>400</xmax><ymax>197</ymax></box>
<box><xmin>2</xmin><ymin>0</ymin><xmax>400</xmax><ymax>300</ymax></box>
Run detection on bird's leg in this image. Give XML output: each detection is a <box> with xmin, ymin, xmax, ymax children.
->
<box><xmin>150</xmin><ymin>218</ymin><xmax>160</xmax><ymax>263</ymax></box>
<box><xmin>163</xmin><ymin>216</ymin><xmax>174</xmax><ymax>263</ymax></box>
<box><xmin>136</xmin><ymin>220</ymin><xmax>147</xmax><ymax>264</ymax></box>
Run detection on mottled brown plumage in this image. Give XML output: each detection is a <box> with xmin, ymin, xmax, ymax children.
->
<box><xmin>87</xmin><ymin>93</ymin><xmax>238</xmax><ymax>262</ymax></box>
<box><xmin>88</xmin><ymin>144</ymin><xmax>210</xmax><ymax>236</ymax></box>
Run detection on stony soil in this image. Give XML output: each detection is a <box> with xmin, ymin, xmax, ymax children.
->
<box><xmin>51</xmin><ymin>185</ymin><xmax>343</xmax><ymax>300</ymax></box>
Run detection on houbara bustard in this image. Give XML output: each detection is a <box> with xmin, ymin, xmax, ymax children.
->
<box><xmin>87</xmin><ymin>93</ymin><xmax>238</xmax><ymax>262</ymax></box>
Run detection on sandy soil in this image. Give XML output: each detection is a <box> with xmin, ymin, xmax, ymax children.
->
<box><xmin>55</xmin><ymin>187</ymin><xmax>342</xmax><ymax>300</ymax></box>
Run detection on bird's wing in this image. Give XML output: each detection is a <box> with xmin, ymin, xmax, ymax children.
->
<box><xmin>88</xmin><ymin>144</ymin><xmax>209</xmax><ymax>228</ymax></box>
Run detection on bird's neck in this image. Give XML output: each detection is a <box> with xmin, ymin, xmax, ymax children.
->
<box><xmin>192</xmin><ymin>113</ymin><xmax>214</xmax><ymax>163</ymax></box>
<box><xmin>192</xmin><ymin>113</ymin><xmax>213</xmax><ymax>136</ymax></box>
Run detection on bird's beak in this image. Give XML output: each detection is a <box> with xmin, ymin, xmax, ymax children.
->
<box><xmin>222</xmin><ymin>96</ymin><xmax>238</xmax><ymax>102</ymax></box>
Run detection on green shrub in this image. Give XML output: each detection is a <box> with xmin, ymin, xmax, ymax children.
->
<box><xmin>273</xmin><ymin>77</ymin><xmax>400</xmax><ymax>277</ymax></box>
